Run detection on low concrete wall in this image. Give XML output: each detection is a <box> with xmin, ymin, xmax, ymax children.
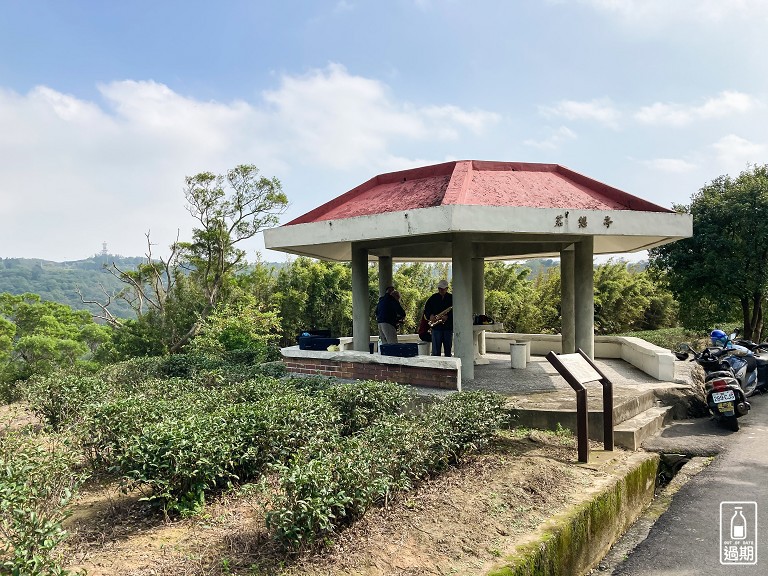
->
<box><xmin>617</xmin><ymin>336</ymin><xmax>675</xmax><ymax>381</ymax></box>
<box><xmin>485</xmin><ymin>333</ymin><xmax>675</xmax><ymax>381</ymax></box>
<box><xmin>281</xmin><ymin>346</ymin><xmax>461</xmax><ymax>390</ymax></box>
<box><xmin>486</xmin><ymin>452</ymin><xmax>659</xmax><ymax>576</ymax></box>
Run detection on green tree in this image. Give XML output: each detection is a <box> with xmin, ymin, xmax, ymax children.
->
<box><xmin>273</xmin><ymin>258</ymin><xmax>353</xmax><ymax>344</ymax></box>
<box><xmin>531</xmin><ymin>267</ymin><xmax>563</xmax><ymax>333</ymax></box>
<box><xmin>484</xmin><ymin>262</ymin><xmax>544</xmax><ymax>333</ymax></box>
<box><xmin>188</xmin><ymin>292</ymin><xmax>281</xmax><ymax>358</ymax></box>
<box><xmin>649</xmin><ymin>164</ymin><xmax>768</xmax><ymax>339</ymax></box>
<box><xmin>593</xmin><ymin>260</ymin><xmax>662</xmax><ymax>334</ymax></box>
<box><xmin>103</xmin><ymin>165</ymin><xmax>288</xmax><ymax>355</ymax></box>
<box><xmin>179</xmin><ymin>165</ymin><xmax>287</xmax><ymax>312</ymax></box>
<box><xmin>0</xmin><ymin>293</ymin><xmax>110</xmax><ymax>392</ymax></box>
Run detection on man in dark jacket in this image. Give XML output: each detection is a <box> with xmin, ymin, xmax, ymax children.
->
<box><xmin>423</xmin><ymin>279</ymin><xmax>453</xmax><ymax>356</ymax></box>
<box><xmin>376</xmin><ymin>286</ymin><xmax>406</xmax><ymax>344</ymax></box>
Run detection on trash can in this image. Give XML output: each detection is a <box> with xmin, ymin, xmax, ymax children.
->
<box><xmin>510</xmin><ymin>342</ymin><xmax>527</xmax><ymax>369</ymax></box>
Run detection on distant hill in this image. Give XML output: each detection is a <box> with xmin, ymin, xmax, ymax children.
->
<box><xmin>0</xmin><ymin>255</ymin><xmax>145</xmax><ymax>319</ymax></box>
<box><xmin>0</xmin><ymin>255</ymin><xmax>290</xmax><ymax>321</ymax></box>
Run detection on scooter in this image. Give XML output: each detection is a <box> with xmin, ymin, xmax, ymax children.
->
<box><xmin>730</xmin><ymin>328</ymin><xmax>768</xmax><ymax>393</ymax></box>
<box><xmin>676</xmin><ymin>344</ymin><xmax>750</xmax><ymax>432</ymax></box>
<box><xmin>718</xmin><ymin>343</ymin><xmax>759</xmax><ymax>398</ymax></box>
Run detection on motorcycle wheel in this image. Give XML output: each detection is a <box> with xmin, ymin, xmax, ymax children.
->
<box><xmin>725</xmin><ymin>416</ymin><xmax>740</xmax><ymax>432</ymax></box>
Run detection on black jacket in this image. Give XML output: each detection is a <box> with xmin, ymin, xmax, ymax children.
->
<box><xmin>423</xmin><ymin>292</ymin><xmax>453</xmax><ymax>330</ymax></box>
<box><xmin>376</xmin><ymin>293</ymin><xmax>405</xmax><ymax>326</ymax></box>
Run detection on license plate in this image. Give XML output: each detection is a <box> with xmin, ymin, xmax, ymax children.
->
<box><xmin>712</xmin><ymin>390</ymin><xmax>736</xmax><ymax>403</ymax></box>
<box><xmin>717</xmin><ymin>401</ymin><xmax>734</xmax><ymax>413</ymax></box>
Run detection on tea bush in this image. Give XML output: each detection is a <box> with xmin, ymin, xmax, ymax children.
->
<box><xmin>319</xmin><ymin>380</ymin><xmax>412</xmax><ymax>435</ymax></box>
<box><xmin>117</xmin><ymin>409</ymin><xmax>244</xmax><ymax>514</ymax></box>
<box><xmin>267</xmin><ymin>390</ymin><xmax>505</xmax><ymax>550</ymax></box>
<box><xmin>157</xmin><ymin>352</ymin><xmax>223</xmax><ymax>379</ymax></box>
<box><xmin>97</xmin><ymin>356</ymin><xmax>164</xmax><ymax>388</ymax></box>
<box><xmin>106</xmin><ymin>378</ymin><xmax>341</xmax><ymax>514</ymax></box>
<box><xmin>0</xmin><ymin>431</ymin><xmax>86</xmax><ymax>575</ymax></box>
<box><xmin>266</xmin><ymin>436</ymin><xmax>385</xmax><ymax>550</ymax></box>
<box><xmin>22</xmin><ymin>371</ymin><xmax>105</xmax><ymax>431</ymax></box>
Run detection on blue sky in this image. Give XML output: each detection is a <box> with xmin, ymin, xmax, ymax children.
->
<box><xmin>1</xmin><ymin>0</ymin><xmax>766</xmax><ymax>261</ymax></box>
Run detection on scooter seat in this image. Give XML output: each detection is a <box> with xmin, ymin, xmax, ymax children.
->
<box><xmin>705</xmin><ymin>370</ymin><xmax>734</xmax><ymax>381</ymax></box>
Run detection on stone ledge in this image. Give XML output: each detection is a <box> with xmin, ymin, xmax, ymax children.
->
<box><xmin>486</xmin><ymin>452</ymin><xmax>659</xmax><ymax>576</ymax></box>
<box><xmin>282</xmin><ymin>346</ymin><xmax>462</xmax><ymax>390</ymax></box>
<box><xmin>282</xmin><ymin>346</ymin><xmax>460</xmax><ymax>370</ymax></box>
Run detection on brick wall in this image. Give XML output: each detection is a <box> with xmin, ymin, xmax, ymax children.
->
<box><xmin>283</xmin><ymin>357</ymin><xmax>458</xmax><ymax>390</ymax></box>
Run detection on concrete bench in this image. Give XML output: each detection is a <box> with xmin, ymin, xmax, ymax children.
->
<box><xmin>486</xmin><ymin>333</ymin><xmax>676</xmax><ymax>381</ymax></box>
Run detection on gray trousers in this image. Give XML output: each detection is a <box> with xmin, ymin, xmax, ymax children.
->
<box><xmin>378</xmin><ymin>322</ymin><xmax>398</xmax><ymax>344</ymax></box>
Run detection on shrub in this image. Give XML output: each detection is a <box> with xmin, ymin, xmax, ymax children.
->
<box><xmin>266</xmin><ymin>391</ymin><xmax>505</xmax><ymax>550</ymax></box>
<box><xmin>157</xmin><ymin>352</ymin><xmax>223</xmax><ymax>379</ymax></box>
<box><xmin>22</xmin><ymin>371</ymin><xmax>105</xmax><ymax>431</ymax></box>
<box><xmin>199</xmin><ymin>360</ymin><xmax>288</xmax><ymax>385</ymax></box>
<box><xmin>319</xmin><ymin>380</ymin><xmax>412</xmax><ymax>435</ymax></box>
<box><xmin>104</xmin><ymin>377</ymin><xmax>341</xmax><ymax>514</ymax></box>
<box><xmin>0</xmin><ymin>431</ymin><xmax>86</xmax><ymax>575</ymax></box>
<box><xmin>266</xmin><ymin>436</ymin><xmax>384</xmax><ymax>551</ymax></box>
<box><xmin>619</xmin><ymin>327</ymin><xmax>708</xmax><ymax>350</ymax></box>
<box><xmin>98</xmin><ymin>356</ymin><xmax>164</xmax><ymax>388</ymax></box>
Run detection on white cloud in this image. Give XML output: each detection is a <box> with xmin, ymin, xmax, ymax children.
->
<box><xmin>421</xmin><ymin>105</ymin><xmax>501</xmax><ymax>137</ymax></box>
<box><xmin>574</xmin><ymin>0</ymin><xmax>768</xmax><ymax>24</ymax></box>
<box><xmin>524</xmin><ymin>126</ymin><xmax>577</xmax><ymax>150</ymax></box>
<box><xmin>635</xmin><ymin>91</ymin><xmax>758</xmax><ymax>126</ymax></box>
<box><xmin>640</xmin><ymin>158</ymin><xmax>698</xmax><ymax>173</ymax></box>
<box><xmin>0</xmin><ymin>65</ymin><xmax>499</xmax><ymax>260</ymax></box>
<box><xmin>539</xmin><ymin>99</ymin><xmax>621</xmax><ymax>128</ymax></box>
<box><xmin>262</xmin><ymin>63</ymin><xmax>499</xmax><ymax>170</ymax></box>
<box><xmin>712</xmin><ymin>134</ymin><xmax>767</xmax><ymax>174</ymax></box>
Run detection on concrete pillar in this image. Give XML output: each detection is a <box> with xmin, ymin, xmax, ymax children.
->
<box><xmin>351</xmin><ymin>244</ymin><xmax>370</xmax><ymax>352</ymax></box>
<box><xmin>472</xmin><ymin>257</ymin><xmax>485</xmax><ymax>354</ymax></box>
<box><xmin>560</xmin><ymin>245</ymin><xmax>576</xmax><ymax>354</ymax></box>
<box><xmin>574</xmin><ymin>237</ymin><xmax>594</xmax><ymax>358</ymax></box>
<box><xmin>378</xmin><ymin>255</ymin><xmax>393</xmax><ymax>296</ymax></box>
<box><xmin>453</xmin><ymin>234</ymin><xmax>474</xmax><ymax>381</ymax></box>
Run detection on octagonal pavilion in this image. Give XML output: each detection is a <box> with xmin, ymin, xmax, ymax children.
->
<box><xmin>264</xmin><ymin>160</ymin><xmax>692</xmax><ymax>381</ymax></box>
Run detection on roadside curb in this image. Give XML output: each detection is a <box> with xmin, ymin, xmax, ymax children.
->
<box><xmin>485</xmin><ymin>452</ymin><xmax>659</xmax><ymax>576</ymax></box>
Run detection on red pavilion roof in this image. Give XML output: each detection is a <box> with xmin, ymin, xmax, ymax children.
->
<box><xmin>285</xmin><ymin>160</ymin><xmax>671</xmax><ymax>226</ymax></box>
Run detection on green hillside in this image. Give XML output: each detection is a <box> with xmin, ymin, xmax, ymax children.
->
<box><xmin>0</xmin><ymin>255</ymin><xmax>145</xmax><ymax>320</ymax></box>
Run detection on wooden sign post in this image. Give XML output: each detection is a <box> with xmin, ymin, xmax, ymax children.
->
<box><xmin>545</xmin><ymin>349</ymin><xmax>614</xmax><ymax>463</ymax></box>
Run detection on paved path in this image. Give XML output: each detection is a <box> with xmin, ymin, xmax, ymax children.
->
<box><xmin>610</xmin><ymin>393</ymin><xmax>768</xmax><ymax>575</ymax></box>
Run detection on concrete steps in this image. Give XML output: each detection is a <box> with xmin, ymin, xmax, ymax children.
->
<box><xmin>614</xmin><ymin>406</ymin><xmax>674</xmax><ymax>451</ymax></box>
<box><xmin>508</xmin><ymin>389</ymin><xmax>675</xmax><ymax>451</ymax></box>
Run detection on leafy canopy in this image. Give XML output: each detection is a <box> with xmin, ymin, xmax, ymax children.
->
<box><xmin>649</xmin><ymin>164</ymin><xmax>768</xmax><ymax>338</ymax></box>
